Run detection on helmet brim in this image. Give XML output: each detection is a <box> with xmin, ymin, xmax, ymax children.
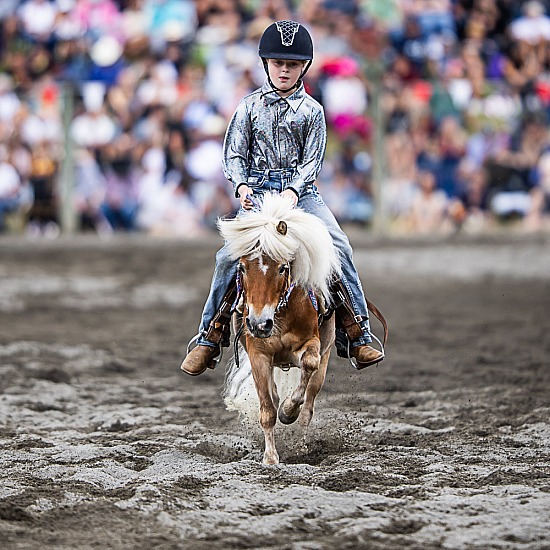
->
<box><xmin>259</xmin><ymin>51</ymin><xmax>312</xmax><ymax>61</ymax></box>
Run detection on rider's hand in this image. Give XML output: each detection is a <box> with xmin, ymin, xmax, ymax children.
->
<box><xmin>238</xmin><ymin>185</ymin><xmax>254</xmax><ymax>210</ymax></box>
<box><xmin>280</xmin><ymin>188</ymin><xmax>298</xmax><ymax>208</ymax></box>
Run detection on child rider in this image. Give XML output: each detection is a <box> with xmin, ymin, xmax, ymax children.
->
<box><xmin>180</xmin><ymin>20</ymin><xmax>384</xmax><ymax>376</ymax></box>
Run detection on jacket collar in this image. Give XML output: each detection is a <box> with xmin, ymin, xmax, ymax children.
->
<box><xmin>261</xmin><ymin>81</ymin><xmax>306</xmax><ymax>112</ymax></box>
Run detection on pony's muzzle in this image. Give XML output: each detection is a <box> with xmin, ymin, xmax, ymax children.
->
<box><xmin>246</xmin><ymin>316</ymin><xmax>274</xmax><ymax>338</ymax></box>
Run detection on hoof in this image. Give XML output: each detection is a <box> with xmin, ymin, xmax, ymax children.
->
<box><xmin>278</xmin><ymin>399</ymin><xmax>300</xmax><ymax>425</ymax></box>
<box><xmin>262</xmin><ymin>453</ymin><xmax>279</xmax><ymax>465</ymax></box>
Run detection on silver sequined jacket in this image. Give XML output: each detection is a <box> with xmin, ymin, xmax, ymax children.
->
<box><xmin>222</xmin><ymin>81</ymin><xmax>327</xmax><ymax>197</ymax></box>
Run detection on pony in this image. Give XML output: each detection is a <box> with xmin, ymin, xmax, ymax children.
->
<box><xmin>219</xmin><ymin>193</ymin><xmax>341</xmax><ymax>465</ymax></box>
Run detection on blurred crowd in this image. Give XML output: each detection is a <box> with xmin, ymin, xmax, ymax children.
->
<box><xmin>0</xmin><ymin>0</ymin><xmax>549</xmax><ymax>238</ymax></box>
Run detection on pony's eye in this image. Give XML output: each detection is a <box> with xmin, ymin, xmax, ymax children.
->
<box><xmin>279</xmin><ymin>264</ymin><xmax>288</xmax><ymax>275</ymax></box>
<box><xmin>237</xmin><ymin>263</ymin><xmax>245</xmax><ymax>273</ymax></box>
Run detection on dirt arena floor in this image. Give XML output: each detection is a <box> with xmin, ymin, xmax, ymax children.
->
<box><xmin>0</xmin><ymin>231</ymin><xmax>549</xmax><ymax>549</ymax></box>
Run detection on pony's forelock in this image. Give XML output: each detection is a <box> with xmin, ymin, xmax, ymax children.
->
<box><xmin>218</xmin><ymin>193</ymin><xmax>341</xmax><ymax>298</ymax></box>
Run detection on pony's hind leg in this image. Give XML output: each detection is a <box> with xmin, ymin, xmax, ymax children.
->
<box><xmin>250</xmin><ymin>352</ymin><xmax>279</xmax><ymax>464</ymax></box>
<box><xmin>278</xmin><ymin>339</ymin><xmax>320</xmax><ymax>425</ymax></box>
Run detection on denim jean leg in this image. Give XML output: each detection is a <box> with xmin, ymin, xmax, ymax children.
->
<box><xmin>197</xmin><ymin>244</ymin><xmax>238</xmax><ymax>347</ymax></box>
<box><xmin>298</xmin><ymin>191</ymin><xmax>372</xmax><ymax>348</ymax></box>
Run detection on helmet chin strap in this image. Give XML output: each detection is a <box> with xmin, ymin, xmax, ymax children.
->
<box><xmin>261</xmin><ymin>59</ymin><xmax>312</xmax><ymax>96</ymax></box>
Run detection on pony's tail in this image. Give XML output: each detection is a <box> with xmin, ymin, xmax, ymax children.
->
<box><xmin>223</xmin><ymin>344</ymin><xmax>259</xmax><ymax>425</ymax></box>
<box><xmin>223</xmin><ymin>344</ymin><xmax>302</xmax><ymax>427</ymax></box>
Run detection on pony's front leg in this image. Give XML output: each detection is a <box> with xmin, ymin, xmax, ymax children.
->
<box><xmin>249</xmin><ymin>350</ymin><xmax>279</xmax><ymax>465</ymax></box>
<box><xmin>298</xmin><ymin>346</ymin><xmax>330</xmax><ymax>428</ymax></box>
<box><xmin>278</xmin><ymin>338</ymin><xmax>320</xmax><ymax>425</ymax></box>
<box><xmin>299</xmin><ymin>318</ymin><xmax>335</xmax><ymax>428</ymax></box>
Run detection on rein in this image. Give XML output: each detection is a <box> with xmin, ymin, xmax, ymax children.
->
<box><xmin>230</xmin><ymin>269</ymin><xmax>243</xmax><ymax>313</ymax></box>
<box><xmin>274</xmin><ymin>264</ymin><xmax>295</xmax><ymax>314</ymax></box>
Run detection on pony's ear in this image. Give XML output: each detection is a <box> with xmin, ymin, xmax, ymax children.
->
<box><xmin>276</xmin><ymin>221</ymin><xmax>287</xmax><ymax>235</ymax></box>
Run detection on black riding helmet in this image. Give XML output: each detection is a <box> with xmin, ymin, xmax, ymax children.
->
<box><xmin>258</xmin><ymin>20</ymin><xmax>313</xmax><ymax>94</ymax></box>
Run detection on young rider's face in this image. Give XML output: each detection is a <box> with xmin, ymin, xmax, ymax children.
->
<box><xmin>267</xmin><ymin>59</ymin><xmax>306</xmax><ymax>96</ymax></box>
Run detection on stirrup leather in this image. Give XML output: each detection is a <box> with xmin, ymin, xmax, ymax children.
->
<box><xmin>183</xmin><ymin>283</ymin><xmax>238</xmax><ymax>369</ymax></box>
<box><xmin>204</xmin><ymin>283</ymin><xmax>238</xmax><ymax>347</ymax></box>
<box><xmin>331</xmin><ymin>279</ymin><xmax>365</xmax><ymax>341</ymax></box>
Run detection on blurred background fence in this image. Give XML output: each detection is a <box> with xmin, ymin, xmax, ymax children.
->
<box><xmin>0</xmin><ymin>0</ymin><xmax>549</xmax><ymax>239</ymax></box>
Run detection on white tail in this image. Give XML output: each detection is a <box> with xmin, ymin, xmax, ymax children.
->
<box><xmin>223</xmin><ymin>344</ymin><xmax>301</xmax><ymax>426</ymax></box>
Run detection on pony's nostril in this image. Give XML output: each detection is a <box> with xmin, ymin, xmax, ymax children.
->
<box><xmin>262</xmin><ymin>319</ymin><xmax>274</xmax><ymax>332</ymax></box>
<box><xmin>246</xmin><ymin>317</ymin><xmax>273</xmax><ymax>337</ymax></box>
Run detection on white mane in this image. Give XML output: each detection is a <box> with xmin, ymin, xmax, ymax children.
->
<box><xmin>218</xmin><ymin>193</ymin><xmax>341</xmax><ymax>300</ymax></box>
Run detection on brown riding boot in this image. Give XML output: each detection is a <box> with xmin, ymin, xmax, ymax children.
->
<box><xmin>180</xmin><ymin>345</ymin><xmax>220</xmax><ymax>376</ymax></box>
<box><xmin>350</xmin><ymin>344</ymin><xmax>384</xmax><ymax>369</ymax></box>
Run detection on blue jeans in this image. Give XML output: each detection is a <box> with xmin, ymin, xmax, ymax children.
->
<box><xmin>196</xmin><ymin>170</ymin><xmax>373</xmax><ymax>350</ymax></box>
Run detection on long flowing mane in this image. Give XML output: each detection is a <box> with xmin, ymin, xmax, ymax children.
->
<box><xmin>218</xmin><ymin>193</ymin><xmax>341</xmax><ymax>299</ymax></box>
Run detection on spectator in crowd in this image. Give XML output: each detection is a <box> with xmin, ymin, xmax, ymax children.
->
<box><xmin>185</xmin><ymin>113</ymin><xmax>235</xmax><ymax>228</ymax></box>
<box><xmin>26</xmin><ymin>138</ymin><xmax>59</xmax><ymax>235</ymax></box>
<box><xmin>454</xmin><ymin>161</ymin><xmax>490</xmax><ymax>231</ymax></box>
<box><xmin>320</xmin><ymin>137</ymin><xmax>374</xmax><ymax>225</ymax></box>
<box><xmin>136</xmin><ymin>141</ymin><xmax>168</xmax><ymax>230</ymax></box>
<box><xmin>0</xmin><ymin>74</ymin><xmax>21</xmax><ymax>128</ymax></box>
<box><xmin>525</xmin><ymin>150</ymin><xmax>550</xmax><ymax>231</ymax></box>
<box><xmin>99</xmin><ymin>132</ymin><xmax>140</xmax><ymax>231</ymax></box>
<box><xmin>320</xmin><ymin>56</ymin><xmax>371</xmax><ymax>141</ymax></box>
<box><xmin>71</xmin><ymin>82</ymin><xmax>119</xmax><ymax>154</ymax></box>
<box><xmin>72</xmin><ymin>0</ymin><xmax>122</xmax><ymax>41</ymax></box>
<box><xmin>408</xmin><ymin>168</ymin><xmax>451</xmax><ymax>234</ymax></box>
<box><xmin>0</xmin><ymin>145</ymin><xmax>25</xmax><ymax>231</ymax></box>
<box><xmin>485</xmin><ymin>112</ymin><xmax>548</xmax><ymax>219</ymax></box>
<box><xmin>508</xmin><ymin>1</ymin><xmax>550</xmax><ymax>49</ymax></box>
<box><xmin>73</xmin><ymin>146</ymin><xmax>108</xmax><ymax>232</ymax></box>
<box><xmin>433</xmin><ymin>115</ymin><xmax>468</xmax><ymax>199</ymax></box>
<box><xmin>16</xmin><ymin>0</ymin><xmax>58</xmax><ymax>45</ymax></box>
<box><xmin>144</xmin><ymin>0</ymin><xmax>197</xmax><ymax>53</ymax></box>
<box><xmin>385</xmin><ymin>123</ymin><xmax>421</xmax><ymax>211</ymax></box>
<box><xmin>88</xmin><ymin>34</ymin><xmax>127</xmax><ymax>85</ymax></box>
<box><xmin>53</xmin><ymin>0</ymin><xmax>84</xmax><ymax>43</ymax></box>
